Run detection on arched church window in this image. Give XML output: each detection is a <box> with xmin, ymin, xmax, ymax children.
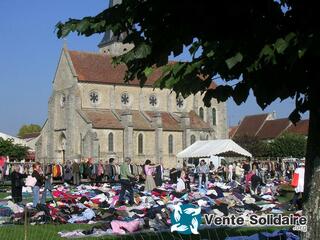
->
<box><xmin>121</xmin><ymin>92</ymin><xmax>130</xmax><ymax>105</ymax></box>
<box><xmin>149</xmin><ymin>94</ymin><xmax>158</xmax><ymax>107</ymax></box>
<box><xmin>108</xmin><ymin>132</ymin><xmax>114</xmax><ymax>152</ymax></box>
<box><xmin>60</xmin><ymin>94</ymin><xmax>66</xmax><ymax>107</ymax></box>
<box><xmin>212</xmin><ymin>108</ymin><xmax>217</xmax><ymax>126</ymax></box>
<box><xmin>168</xmin><ymin>134</ymin><xmax>173</xmax><ymax>154</ymax></box>
<box><xmin>199</xmin><ymin>107</ymin><xmax>204</xmax><ymax>120</ymax></box>
<box><xmin>190</xmin><ymin>135</ymin><xmax>196</xmax><ymax>144</ymax></box>
<box><xmin>138</xmin><ymin>133</ymin><xmax>143</xmax><ymax>154</ymax></box>
<box><xmin>89</xmin><ymin>91</ymin><xmax>99</xmax><ymax>105</ymax></box>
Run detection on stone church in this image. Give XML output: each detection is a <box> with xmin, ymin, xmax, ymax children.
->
<box><xmin>35</xmin><ymin>23</ymin><xmax>228</xmax><ymax>168</ymax></box>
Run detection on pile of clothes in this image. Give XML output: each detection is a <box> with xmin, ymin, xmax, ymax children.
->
<box><xmin>0</xmin><ymin>178</ymin><xmax>296</xmax><ymax>237</ymax></box>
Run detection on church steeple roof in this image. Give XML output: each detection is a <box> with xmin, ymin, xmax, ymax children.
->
<box><xmin>98</xmin><ymin>0</ymin><xmax>123</xmax><ymax>48</ymax></box>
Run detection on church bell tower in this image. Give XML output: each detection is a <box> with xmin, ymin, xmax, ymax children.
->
<box><xmin>98</xmin><ymin>0</ymin><xmax>134</xmax><ymax>56</ymax></box>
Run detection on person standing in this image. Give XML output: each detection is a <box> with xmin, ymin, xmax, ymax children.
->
<box><xmin>169</xmin><ymin>168</ymin><xmax>179</xmax><ymax>184</ymax></box>
<box><xmin>235</xmin><ymin>163</ymin><xmax>244</xmax><ymax>183</ymax></box>
<box><xmin>96</xmin><ymin>160</ymin><xmax>104</xmax><ymax>182</ymax></box>
<box><xmin>154</xmin><ymin>164</ymin><xmax>163</xmax><ymax>187</ymax></box>
<box><xmin>250</xmin><ymin>174</ymin><xmax>262</xmax><ymax>195</ymax></box>
<box><xmin>144</xmin><ymin>160</ymin><xmax>157</xmax><ymax>192</ymax></box>
<box><xmin>64</xmin><ymin>160</ymin><xmax>73</xmax><ymax>184</ymax></box>
<box><xmin>72</xmin><ymin>159</ymin><xmax>80</xmax><ymax>185</ymax></box>
<box><xmin>10</xmin><ymin>165</ymin><xmax>28</xmax><ymax>204</ymax></box>
<box><xmin>41</xmin><ymin>166</ymin><xmax>53</xmax><ymax>205</ymax></box>
<box><xmin>197</xmin><ymin>160</ymin><xmax>209</xmax><ymax>189</ymax></box>
<box><xmin>176</xmin><ymin>171</ymin><xmax>187</xmax><ymax>193</ymax></box>
<box><xmin>32</xmin><ymin>162</ymin><xmax>45</xmax><ymax>208</ymax></box>
<box><xmin>117</xmin><ymin>157</ymin><xmax>137</xmax><ymax>206</ymax></box>
<box><xmin>228</xmin><ymin>162</ymin><xmax>234</xmax><ymax>182</ymax></box>
<box><xmin>105</xmin><ymin>158</ymin><xmax>116</xmax><ymax>181</ymax></box>
<box><xmin>243</xmin><ymin>160</ymin><xmax>250</xmax><ymax>175</ymax></box>
<box><xmin>289</xmin><ymin>162</ymin><xmax>305</xmax><ymax>210</ymax></box>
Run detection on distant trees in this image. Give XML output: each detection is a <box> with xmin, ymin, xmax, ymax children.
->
<box><xmin>233</xmin><ymin>135</ymin><xmax>269</xmax><ymax>157</ymax></box>
<box><xmin>18</xmin><ymin>124</ymin><xmax>41</xmax><ymax>138</ymax></box>
<box><xmin>268</xmin><ymin>133</ymin><xmax>307</xmax><ymax>158</ymax></box>
<box><xmin>234</xmin><ymin>133</ymin><xmax>307</xmax><ymax>159</ymax></box>
<box><xmin>0</xmin><ymin>137</ymin><xmax>29</xmax><ymax>160</ymax></box>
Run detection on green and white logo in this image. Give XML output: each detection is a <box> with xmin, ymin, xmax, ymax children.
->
<box><xmin>170</xmin><ymin>203</ymin><xmax>201</xmax><ymax>235</ymax></box>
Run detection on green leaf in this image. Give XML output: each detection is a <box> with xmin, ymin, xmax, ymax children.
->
<box><xmin>189</xmin><ymin>42</ymin><xmax>201</xmax><ymax>55</ymax></box>
<box><xmin>225</xmin><ymin>52</ymin><xmax>243</xmax><ymax>69</ymax></box>
<box><xmin>274</xmin><ymin>38</ymin><xmax>288</xmax><ymax>54</ymax></box>
<box><xmin>165</xmin><ymin>76</ymin><xmax>179</xmax><ymax>88</ymax></box>
<box><xmin>134</xmin><ymin>43</ymin><xmax>151</xmax><ymax>59</ymax></box>
<box><xmin>206</xmin><ymin>50</ymin><xmax>214</xmax><ymax>58</ymax></box>
<box><xmin>259</xmin><ymin>45</ymin><xmax>273</xmax><ymax>57</ymax></box>
<box><xmin>172</xmin><ymin>63</ymin><xmax>185</xmax><ymax>76</ymax></box>
<box><xmin>143</xmin><ymin>67</ymin><xmax>154</xmax><ymax>77</ymax></box>
<box><xmin>289</xmin><ymin>109</ymin><xmax>301</xmax><ymax>124</ymax></box>
<box><xmin>232</xmin><ymin>83</ymin><xmax>250</xmax><ymax>105</ymax></box>
<box><xmin>184</xmin><ymin>61</ymin><xmax>202</xmax><ymax>75</ymax></box>
<box><xmin>298</xmin><ymin>49</ymin><xmax>307</xmax><ymax>58</ymax></box>
<box><xmin>76</xmin><ymin>20</ymin><xmax>90</xmax><ymax>33</ymax></box>
<box><xmin>285</xmin><ymin>32</ymin><xmax>296</xmax><ymax>42</ymax></box>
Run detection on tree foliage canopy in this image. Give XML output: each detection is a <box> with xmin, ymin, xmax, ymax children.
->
<box><xmin>18</xmin><ymin>124</ymin><xmax>41</xmax><ymax>138</ymax></box>
<box><xmin>56</xmin><ymin>0</ymin><xmax>319</xmax><ymax>123</ymax></box>
<box><xmin>234</xmin><ymin>133</ymin><xmax>307</xmax><ymax>158</ymax></box>
<box><xmin>0</xmin><ymin>137</ymin><xmax>29</xmax><ymax>160</ymax></box>
<box><xmin>233</xmin><ymin>135</ymin><xmax>269</xmax><ymax>158</ymax></box>
<box><xmin>269</xmin><ymin>132</ymin><xmax>307</xmax><ymax>158</ymax></box>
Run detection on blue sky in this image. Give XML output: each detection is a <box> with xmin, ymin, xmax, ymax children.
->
<box><xmin>0</xmin><ymin>0</ymin><xmax>308</xmax><ymax>136</ymax></box>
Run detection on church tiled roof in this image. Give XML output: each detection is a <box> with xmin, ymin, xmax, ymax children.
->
<box><xmin>68</xmin><ymin>50</ymin><xmax>217</xmax><ymax>89</ymax></box>
<box><xmin>81</xmin><ymin>109</ymin><xmax>124</xmax><ymax>129</ymax></box>
<box><xmin>145</xmin><ymin>112</ymin><xmax>182</xmax><ymax>131</ymax></box>
<box><xmin>115</xmin><ymin>110</ymin><xmax>154</xmax><ymax>130</ymax></box>
<box><xmin>68</xmin><ymin>50</ymin><xmax>165</xmax><ymax>87</ymax></box>
<box><xmin>81</xmin><ymin>108</ymin><xmax>211</xmax><ymax>131</ymax></box>
<box><xmin>188</xmin><ymin>110</ymin><xmax>211</xmax><ymax>130</ymax></box>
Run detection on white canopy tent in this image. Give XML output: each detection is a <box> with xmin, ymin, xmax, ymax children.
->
<box><xmin>177</xmin><ymin>139</ymin><xmax>252</xmax><ymax>158</ymax></box>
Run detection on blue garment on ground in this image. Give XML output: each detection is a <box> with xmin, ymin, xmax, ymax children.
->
<box><xmin>225</xmin><ymin>230</ymin><xmax>300</xmax><ymax>240</ymax></box>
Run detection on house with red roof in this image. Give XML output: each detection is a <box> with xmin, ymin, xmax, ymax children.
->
<box><xmin>229</xmin><ymin>112</ymin><xmax>308</xmax><ymax>141</ymax></box>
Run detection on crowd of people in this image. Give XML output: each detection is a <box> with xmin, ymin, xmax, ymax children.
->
<box><xmin>169</xmin><ymin>158</ymin><xmax>305</xmax><ymax>211</ymax></box>
<box><xmin>7</xmin><ymin>157</ymin><xmax>305</xmax><ymax>212</ymax></box>
<box><xmin>8</xmin><ymin>158</ymin><xmax>164</xmax><ymax>208</ymax></box>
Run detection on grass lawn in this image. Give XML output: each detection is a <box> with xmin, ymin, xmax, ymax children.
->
<box><xmin>0</xmin><ymin>192</ymin><xmax>10</xmax><ymax>200</ymax></box>
<box><xmin>277</xmin><ymin>184</ymin><xmax>295</xmax><ymax>204</ymax></box>
<box><xmin>0</xmin><ymin>224</ymin><xmax>292</xmax><ymax>240</ymax></box>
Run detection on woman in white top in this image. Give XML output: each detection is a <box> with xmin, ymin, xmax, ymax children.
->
<box><xmin>228</xmin><ymin>163</ymin><xmax>234</xmax><ymax>182</ymax></box>
<box><xmin>176</xmin><ymin>170</ymin><xmax>187</xmax><ymax>192</ymax></box>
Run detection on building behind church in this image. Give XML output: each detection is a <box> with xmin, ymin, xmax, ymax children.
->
<box><xmin>35</xmin><ymin>18</ymin><xmax>228</xmax><ymax>168</ymax></box>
